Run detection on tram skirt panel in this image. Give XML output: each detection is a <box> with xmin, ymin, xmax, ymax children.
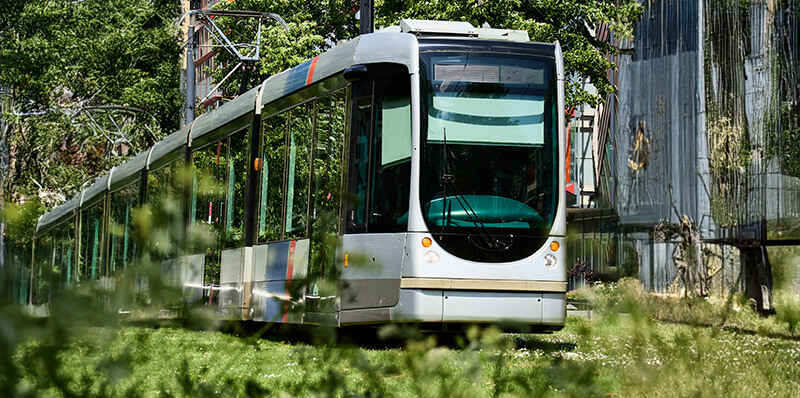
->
<box><xmin>250</xmin><ymin>240</ymin><xmax>309</xmax><ymax>323</ymax></box>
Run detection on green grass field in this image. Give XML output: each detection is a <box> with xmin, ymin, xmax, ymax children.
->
<box><xmin>7</xmin><ymin>311</ymin><xmax>800</xmax><ymax>397</ymax></box>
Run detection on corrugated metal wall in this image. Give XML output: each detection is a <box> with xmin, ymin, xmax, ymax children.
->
<box><xmin>616</xmin><ymin>0</ymin><xmax>703</xmax><ymax>227</ymax></box>
<box><xmin>609</xmin><ymin>0</ymin><xmax>799</xmax><ymax>294</ymax></box>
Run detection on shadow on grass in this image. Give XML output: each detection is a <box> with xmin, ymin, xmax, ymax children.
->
<box><xmin>212</xmin><ymin>319</ymin><xmax>581</xmax><ymax>354</ymax></box>
<box><xmin>216</xmin><ymin>321</ymin><xmax>415</xmax><ymax>349</ymax></box>
<box><xmin>510</xmin><ymin>335</ymin><xmax>578</xmax><ymax>352</ymax></box>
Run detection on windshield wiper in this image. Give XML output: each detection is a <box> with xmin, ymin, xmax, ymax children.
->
<box><xmin>439</xmin><ymin>128</ymin><xmax>510</xmax><ymax>252</ymax></box>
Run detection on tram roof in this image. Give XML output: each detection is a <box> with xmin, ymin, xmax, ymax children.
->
<box><xmin>35</xmin><ymin>26</ymin><xmax>521</xmax><ymax>234</ymax></box>
<box><xmin>109</xmin><ymin>149</ymin><xmax>148</xmax><ymax>191</ymax></box>
<box><xmin>80</xmin><ymin>174</ymin><xmax>109</xmax><ymax>207</ymax></box>
<box><xmin>37</xmin><ymin>196</ymin><xmax>79</xmax><ymax>232</ymax></box>
<box><xmin>191</xmin><ymin>85</ymin><xmax>260</xmax><ymax>142</ymax></box>
<box><xmin>149</xmin><ymin>124</ymin><xmax>190</xmax><ymax>170</ymax></box>
<box><xmin>191</xmin><ymin>31</ymin><xmax>418</xmax><ymax>143</ymax></box>
<box><xmin>257</xmin><ymin>32</ymin><xmax>417</xmax><ymax>108</ymax></box>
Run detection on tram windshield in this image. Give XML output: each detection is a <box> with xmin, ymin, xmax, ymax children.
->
<box><xmin>419</xmin><ymin>50</ymin><xmax>558</xmax><ymax>262</ymax></box>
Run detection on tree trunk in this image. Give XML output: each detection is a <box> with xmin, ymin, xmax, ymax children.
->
<box><xmin>740</xmin><ymin>245</ymin><xmax>774</xmax><ymax>314</ymax></box>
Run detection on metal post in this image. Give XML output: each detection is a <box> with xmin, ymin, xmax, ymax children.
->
<box><xmin>575</xmin><ymin>110</ymin><xmax>581</xmax><ymax>208</ymax></box>
<box><xmin>360</xmin><ymin>0</ymin><xmax>374</xmax><ymax>35</ymax></box>
<box><xmin>0</xmin><ymin>93</ymin><xmax>6</xmax><ymax>279</ymax></box>
<box><xmin>185</xmin><ymin>24</ymin><xmax>195</xmax><ymax>125</ymax></box>
<box><xmin>609</xmin><ymin>31</ymin><xmax>616</xmax><ymax>205</ymax></box>
<box><xmin>239</xmin><ymin>62</ymin><xmax>252</xmax><ymax>95</ymax></box>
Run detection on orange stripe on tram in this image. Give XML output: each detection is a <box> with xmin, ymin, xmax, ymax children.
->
<box><xmin>306</xmin><ymin>56</ymin><xmax>319</xmax><ymax>86</ymax></box>
<box><xmin>282</xmin><ymin>240</ymin><xmax>297</xmax><ymax>322</ymax></box>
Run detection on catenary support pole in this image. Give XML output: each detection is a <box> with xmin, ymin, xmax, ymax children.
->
<box><xmin>185</xmin><ymin>24</ymin><xmax>195</xmax><ymax>125</ymax></box>
<box><xmin>360</xmin><ymin>0</ymin><xmax>374</xmax><ymax>34</ymax></box>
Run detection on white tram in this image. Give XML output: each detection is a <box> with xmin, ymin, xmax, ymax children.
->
<box><xmin>30</xmin><ymin>20</ymin><xmax>567</xmax><ymax>330</ymax></box>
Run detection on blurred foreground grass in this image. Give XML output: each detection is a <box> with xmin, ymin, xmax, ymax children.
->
<box><xmin>6</xmin><ymin>310</ymin><xmax>800</xmax><ymax>397</ymax></box>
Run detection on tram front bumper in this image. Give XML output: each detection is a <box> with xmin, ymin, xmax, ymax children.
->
<box><xmin>389</xmin><ymin>286</ymin><xmax>566</xmax><ymax>326</ymax></box>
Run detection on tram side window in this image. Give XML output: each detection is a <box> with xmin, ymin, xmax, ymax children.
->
<box><xmin>32</xmin><ymin>233</ymin><xmax>55</xmax><ymax>305</ymax></box>
<box><xmin>370</xmin><ymin>76</ymin><xmax>412</xmax><ymax>232</ymax></box>
<box><xmin>17</xmin><ymin>262</ymin><xmax>29</xmax><ymax>305</ymax></box>
<box><xmin>348</xmin><ymin>83</ymin><xmax>373</xmax><ymax>232</ymax></box>
<box><xmin>192</xmin><ymin>139</ymin><xmax>227</xmax><ymax>284</ymax></box>
<box><xmin>193</xmin><ymin>139</ymin><xmax>227</xmax><ymax>242</ymax></box>
<box><xmin>312</xmin><ymin>91</ymin><xmax>346</xmax><ymax>222</ymax></box>
<box><xmin>259</xmin><ymin>113</ymin><xmax>287</xmax><ymax>242</ymax></box>
<box><xmin>309</xmin><ymin>90</ymin><xmax>346</xmax><ymax>286</ymax></box>
<box><xmin>148</xmin><ymin>159</ymin><xmax>185</xmax><ymax>207</ymax></box>
<box><xmin>49</xmin><ymin>225</ymin><xmax>73</xmax><ymax>288</ymax></box>
<box><xmin>286</xmin><ymin>103</ymin><xmax>313</xmax><ymax>239</ymax></box>
<box><xmin>225</xmin><ymin>129</ymin><xmax>248</xmax><ymax>247</ymax></box>
<box><xmin>109</xmin><ymin>182</ymin><xmax>139</xmax><ymax>272</ymax></box>
<box><xmin>147</xmin><ymin>159</ymin><xmax>184</xmax><ymax>257</ymax></box>
<box><xmin>347</xmin><ymin>74</ymin><xmax>412</xmax><ymax>233</ymax></box>
<box><xmin>331</xmin><ymin>90</ymin><xmax>347</xmax><ymax>213</ymax></box>
<box><xmin>58</xmin><ymin>223</ymin><xmax>75</xmax><ymax>285</ymax></box>
<box><xmin>79</xmin><ymin>202</ymin><xmax>104</xmax><ymax>282</ymax></box>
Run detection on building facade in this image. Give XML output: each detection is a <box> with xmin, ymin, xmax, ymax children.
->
<box><xmin>570</xmin><ymin>0</ymin><xmax>800</xmax><ymax>307</ymax></box>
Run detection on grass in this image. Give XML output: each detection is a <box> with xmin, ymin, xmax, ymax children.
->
<box><xmin>7</xmin><ymin>310</ymin><xmax>800</xmax><ymax>397</ymax></box>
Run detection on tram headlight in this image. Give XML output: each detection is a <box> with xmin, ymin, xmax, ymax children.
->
<box><xmin>544</xmin><ymin>253</ymin><xmax>557</xmax><ymax>269</ymax></box>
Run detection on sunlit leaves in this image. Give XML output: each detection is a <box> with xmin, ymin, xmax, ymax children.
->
<box><xmin>377</xmin><ymin>0</ymin><xmax>644</xmax><ymax>108</ymax></box>
<box><xmin>0</xmin><ymin>0</ymin><xmax>183</xmax><ymax>201</ymax></box>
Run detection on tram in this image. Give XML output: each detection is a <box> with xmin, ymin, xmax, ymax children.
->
<box><xmin>29</xmin><ymin>20</ymin><xmax>567</xmax><ymax>330</ymax></box>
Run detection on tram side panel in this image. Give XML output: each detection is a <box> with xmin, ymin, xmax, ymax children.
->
<box><xmin>250</xmin><ymin>240</ymin><xmax>308</xmax><ymax>323</ymax></box>
<box><xmin>337</xmin><ymin>233</ymin><xmax>406</xmax><ymax>325</ymax></box>
<box><xmin>245</xmin><ymin>84</ymin><xmax>351</xmax><ymax>324</ymax></box>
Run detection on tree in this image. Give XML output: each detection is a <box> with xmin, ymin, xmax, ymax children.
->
<box><xmin>211</xmin><ymin>0</ymin><xmax>643</xmax><ymax>108</ymax></box>
<box><xmin>376</xmin><ymin>0</ymin><xmax>643</xmax><ymax>108</ymax></box>
<box><xmin>0</xmin><ymin>0</ymin><xmax>184</xmax><ymax>203</ymax></box>
<box><xmin>0</xmin><ymin>0</ymin><xmax>184</xmax><ymax>284</ymax></box>
<box><xmin>203</xmin><ymin>0</ymin><xmax>361</xmax><ymax>96</ymax></box>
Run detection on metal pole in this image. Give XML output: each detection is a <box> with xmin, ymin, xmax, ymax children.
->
<box><xmin>239</xmin><ymin>62</ymin><xmax>252</xmax><ymax>95</ymax></box>
<box><xmin>609</xmin><ymin>31</ymin><xmax>616</xmax><ymax>206</ymax></box>
<box><xmin>0</xmin><ymin>93</ymin><xmax>6</xmax><ymax>280</ymax></box>
<box><xmin>185</xmin><ymin>24</ymin><xmax>195</xmax><ymax>125</ymax></box>
<box><xmin>360</xmin><ymin>0</ymin><xmax>374</xmax><ymax>35</ymax></box>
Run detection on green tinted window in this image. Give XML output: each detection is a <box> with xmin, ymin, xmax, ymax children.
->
<box><xmin>309</xmin><ymin>90</ymin><xmax>347</xmax><ymax>290</ymax></box>
<box><xmin>312</xmin><ymin>90</ymin><xmax>346</xmax><ymax>220</ymax></box>
<box><xmin>192</xmin><ymin>140</ymin><xmax>227</xmax><ymax>284</ymax></box>
<box><xmin>370</xmin><ymin>78</ymin><xmax>411</xmax><ymax>232</ymax></box>
<box><xmin>32</xmin><ymin>233</ymin><xmax>55</xmax><ymax>304</ymax></box>
<box><xmin>260</xmin><ymin>113</ymin><xmax>287</xmax><ymax>242</ymax></box>
<box><xmin>346</xmin><ymin>76</ymin><xmax>412</xmax><ymax>234</ymax></box>
<box><xmin>193</xmin><ymin>140</ymin><xmax>227</xmax><ymax>237</ymax></box>
<box><xmin>79</xmin><ymin>202</ymin><xmax>104</xmax><ymax>281</ymax></box>
<box><xmin>147</xmin><ymin>160</ymin><xmax>183</xmax><ymax>207</ymax></box>
<box><xmin>427</xmin><ymin>57</ymin><xmax>548</xmax><ymax>146</ymax></box>
<box><xmin>146</xmin><ymin>160</ymin><xmax>183</xmax><ymax>258</ymax></box>
<box><xmin>60</xmin><ymin>224</ymin><xmax>75</xmax><ymax>285</ymax></box>
<box><xmin>109</xmin><ymin>182</ymin><xmax>139</xmax><ymax>272</ymax></box>
<box><xmin>225</xmin><ymin>129</ymin><xmax>248</xmax><ymax>247</ymax></box>
<box><xmin>348</xmin><ymin>83</ymin><xmax>372</xmax><ymax>230</ymax></box>
<box><xmin>286</xmin><ymin>103</ymin><xmax>313</xmax><ymax>239</ymax></box>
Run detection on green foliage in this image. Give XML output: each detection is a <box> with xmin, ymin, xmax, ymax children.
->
<box><xmin>589</xmin><ymin>277</ymin><xmax>800</xmax><ymax>339</ymax></box>
<box><xmin>376</xmin><ymin>0</ymin><xmax>644</xmax><ymax>108</ymax></box>
<box><xmin>0</xmin><ymin>0</ymin><xmax>183</xmax><ymax>201</ymax></box>
<box><xmin>213</xmin><ymin>0</ymin><xmax>643</xmax><ymax>108</ymax></box>
<box><xmin>5</xmin><ymin>311</ymin><xmax>800</xmax><ymax>397</ymax></box>
<box><xmin>210</xmin><ymin>0</ymin><xmax>359</xmax><ymax>94</ymax></box>
<box><xmin>5</xmin><ymin>214</ymin><xmax>800</xmax><ymax>397</ymax></box>
<box><xmin>1</xmin><ymin>200</ymin><xmax>43</xmax><ymax>247</ymax></box>
<box><xmin>767</xmin><ymin>247</ymin><xmax>800</xmax><ymax>333</ymax></box>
